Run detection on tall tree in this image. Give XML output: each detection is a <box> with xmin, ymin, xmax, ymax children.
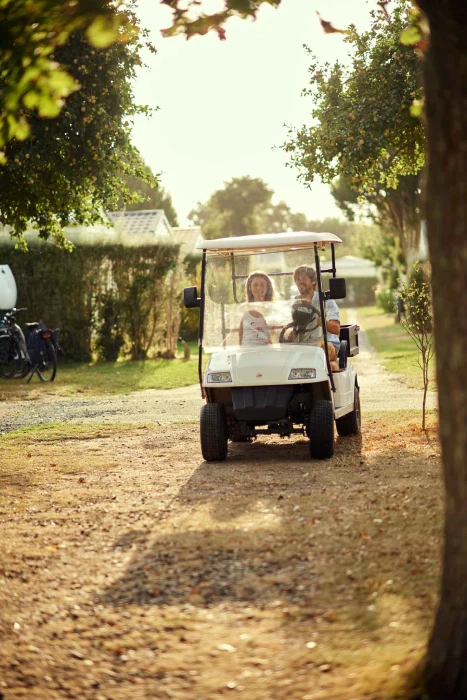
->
<box><xmin>189</xmin><ymin>176</ymin><xmax>364</xmax><ymax>255</ymax></box>
<box><xmin>120</xmin><ymin>165</ymin><xmax>179</xmax><ymax>226</ymax></box>
<box><xmin>188</xmin><ymin>176</ymin><xmax>276</xmax><ymax>239</ymax></box>
<box><xmin>413</xmin><ymin>3</ymin><xmax>467</xmax><ymax>698</ymax></box>
<box><xmin>332</xmin><ymin>173</ymin><xmax>422</xmax><ymax>268</ymax></box>
<box><xmin>283</xmin><ymin>0</ymin><xmax>424</xmax><ymax>265</ymax></box>
<box><xmin>0</xmin><ymin>17</ymin><xmax>152</xmax><ymax>247</ymax></box>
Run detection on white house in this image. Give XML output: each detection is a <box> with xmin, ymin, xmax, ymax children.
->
<box><xmin>106</xmin><ymin>209</ymin><xmax>173</xmax><ymax>241</ymax></box>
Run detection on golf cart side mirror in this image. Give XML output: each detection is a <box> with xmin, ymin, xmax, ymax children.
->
<box><xmin>328</xmin><ymin>277</ymin><xmax>346</xmax><ymax>300</ymax></box>
<box><xmin>184</xmin><ymin>286</ymin><xmax>201</xmax><ymax>308</ymax></box>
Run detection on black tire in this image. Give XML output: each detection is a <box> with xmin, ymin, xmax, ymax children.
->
<box><xmin>12</xmin><ymin>326</ymin><xmax>31</xmax><ymax>378</ymax></box>
<box><xmin>200</xmin><ymin>403</ymin><xmax>228</xmax><ymax>462</ymax></box>
<box><xmin>0</xmin><ymin>335</ymin><xmax>22</xmax><ymax>379</ymax></box>
<box><xmin>308</xmin><ymin>399</ymin><xmax>334</xmax><ymax>459</ymax></box>
<box><xmin>36</xmin><ymin>339</ymin><xmax>57</xmax><ymax>382</ymax></box>
<box><xmin>336</xmin><ymin>384</ymin><xmax>361</xmax><ymax>436</ymax></box>
<box><xmin>17</xmin><ymin>359</ymin><xmax>32</xmax><ymax>379</ymax></box>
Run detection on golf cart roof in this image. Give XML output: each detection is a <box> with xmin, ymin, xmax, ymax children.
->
<box><xmin>197</xmin><ymin>231</ymin><xmax>342</xmax><ymax>255</ymax></box>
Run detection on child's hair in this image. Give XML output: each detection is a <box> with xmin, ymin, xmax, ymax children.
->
<box><xmin>245</xmin><ymin>271</ymin><xmax>275</xmax><ymax>302</ymax></box>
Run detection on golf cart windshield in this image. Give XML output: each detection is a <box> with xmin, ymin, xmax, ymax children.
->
<box><xmin>203</xmin><ymin>248</ymin><xmax>335</xmax><ymax>353</ymax></box>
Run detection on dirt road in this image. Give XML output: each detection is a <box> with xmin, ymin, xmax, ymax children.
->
<box><xmin>0</xmin><ymin>326</ymin><xmax>441</xmax><ymax>699</ymax></box>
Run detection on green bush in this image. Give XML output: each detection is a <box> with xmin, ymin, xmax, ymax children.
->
<box><xmin>94</xmin><ymin>291</ymin><xmax>124</xmax><ymax>362</ymax></box>
<box><xmin>179</xmin><ymin>307</ymin><xmax>199</xmax><ymax>342</ymax></box>
<box><xmin>0</xmin><ymin>242</ymin><xmax>179</xmax><ymax>361</ymax></box>
<box><xmin>376</xmin><ymin>286</ymin><xmax>396</xmax><ymax>313</ymax></box>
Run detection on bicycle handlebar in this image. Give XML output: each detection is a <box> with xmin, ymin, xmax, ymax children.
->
<box><xmin>3</xmin><ymin>307</ymin><xmax>27</xmax><ymax>317</ymax></box>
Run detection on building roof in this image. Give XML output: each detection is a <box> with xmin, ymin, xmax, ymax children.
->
<box><xmin>198</xmin><ymin>231</ymin><xmax>342</xmax><ymax>255</ymax></box>
<box><xmin>106</xmin><ymin>209</ymin><xmax>170</xmax><ymax>237</ymax></box>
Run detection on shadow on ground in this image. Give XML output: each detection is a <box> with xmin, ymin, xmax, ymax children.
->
<box><xmin>102</xmin><ymin>433</ymin><xmax>439</xmax><ymax>635</ymax></box>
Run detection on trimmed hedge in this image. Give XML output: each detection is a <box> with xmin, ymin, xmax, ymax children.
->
<box><xmin>0</xmin><ymin>242</ymin><xmax>179</xmax><ymax>361</ymax></box>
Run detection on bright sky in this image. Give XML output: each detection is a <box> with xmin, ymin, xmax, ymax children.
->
<box><xmin>131</xmin><ymin>0</ymin><xmax>375</xmax><ymax>226</ymax></box>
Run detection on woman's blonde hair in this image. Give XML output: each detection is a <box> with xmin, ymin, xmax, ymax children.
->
<box><xmin>245</xmin><ymin>271</ymin><xmax>275</xmax><ymax>302</ymax></box>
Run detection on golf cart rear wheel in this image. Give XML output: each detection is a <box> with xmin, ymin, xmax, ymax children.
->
<box><xmin>200</xmin><ymin>403</ymin><xmax>228</xmax><ymax>462</ymax></box>
<box><xmin>336</xmin><ymin>384</ymin><xmax>361</xmax><ymax>436</ymax></box>
<box><xmin>308</xmin><ymin>399</ymin><xmax>334</xmax><ymax>459</ymax></box>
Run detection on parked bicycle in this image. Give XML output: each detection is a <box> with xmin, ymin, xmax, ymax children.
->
<box><xmin>0</xmin><ymin>309</ymin><xmax>60</xmax><ymax>382</ymax></box>
<box><xmin>0</xmin><ymin>308</ymin><xmax>30</xmax><ymax>379</ymax></box>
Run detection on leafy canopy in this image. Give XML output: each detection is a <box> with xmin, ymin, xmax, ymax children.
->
<box><xmin>283</xmin><ymin>0</ymin><xmax>424</xmax><ymax>197</ymax></box>
<box><xmin>0</xmin><ymin>1</ymin><xmax>140</xmax><ymax>156</ymax></box>
<box><xmin>188</xmin><ymin>175</ymin><xmax>372</xmax><ymax>258</ymax></box>
<box><xmin>0</xmin><ymin>14</ymin><xmax>153</xmax><ymax>247</ymax></box>
<box><xmin>331</xmin><ymin>172</ymin><xmax>422</xmax><ymax>268</ymax></box>
<box><xmin>188</xmin><ymin>176</ymin><xmax>325</xmax><ymax>240</ymax></box>
<box><xmin>188</xmin><ymin>176</ymin><xmax>277</xmax><ymax>239</ymax></box>
<box><xmin>160</xmin><ymin>0</ymin><xmax>282</xmax><ymax>40</ymax></box>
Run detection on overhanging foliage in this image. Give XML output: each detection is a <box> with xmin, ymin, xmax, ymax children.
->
<box><xmin>284</xmin><ymin>1</ymin><xmax>424</xmax><ymax>196</ymax></box>
<box><xmin>0</xmin><ymin>2</ymin><xmax>154</xmax><ymax>247</ymax></box>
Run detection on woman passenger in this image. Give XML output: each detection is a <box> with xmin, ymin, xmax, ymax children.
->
<box><xmin>239</xmin><ymin>271</ymin><xmax>275</xmax><ymax>346</ymax></box>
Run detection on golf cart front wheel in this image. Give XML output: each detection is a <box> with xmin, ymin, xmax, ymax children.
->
<box><xmin>200</xmin><ymin>403</ymin><xmax>228</xmax><ymax>462</ymax></box>
<box><xmin>336</xmin><ymin>384</ymin><xmax>361</xmax><ymax>436</ymax></box>
<box><xmin>308</xmin><ymin>399</ymin><xmax>334</xmax><ymax>459</ymax></box>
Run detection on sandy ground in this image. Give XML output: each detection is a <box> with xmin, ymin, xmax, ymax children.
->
<box><xmin>0</xmin><ymin>419</ymin><xmax>441</xmax><ymax>700</ymax></box>
<box><xmin>0</xmin><ymin>325</ymin><xmax>437</xmax><ymax>433</ymax></box>
<box><xmin>0</xmin><ymin>321</ymin><xmax>441</xmax><ymax>699</ymax></box>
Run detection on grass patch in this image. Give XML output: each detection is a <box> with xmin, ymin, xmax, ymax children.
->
<box><xmin>356</xmin><ymin>306</ymin><xmax>436</xmax><ymax>390</ymax></box>
<box><xmin>0</xmin><ymin>354</ymin><xmax>200</xmax><ymax>400</ymax></box>
<box><xmin>1</xmin><ymin>421</ymin><xmax>139</xmax><ymax>446</ymax></box>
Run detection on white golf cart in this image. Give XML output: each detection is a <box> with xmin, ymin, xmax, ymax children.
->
<box><xmin>184</xmin><ymin>231</ymin><xmax>361</xmax><ymax>461</ymax></box>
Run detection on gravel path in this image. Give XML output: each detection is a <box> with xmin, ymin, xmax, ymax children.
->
<box><xmin>0</xmin><ymin>312</ymin><xmax>437</xmax><ymax>434</ymax></box>
<box><xmin>0</xmin><ymin>384</ymin><xmax>203</xmax><ymax>434</ymax></box>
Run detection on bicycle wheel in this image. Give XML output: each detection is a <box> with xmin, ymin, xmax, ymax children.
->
<box><xmin>0</xmin><ymin>336</ymin><xmax>22</xmax><ymax>379</ymax></box>
<box><xmin>11</xmin><ymin>326</ymin><xmax>32</xmax><ymax>379</ymax></box>
<box><xmin>36</xmin><ymin>338</ymin><xmax>57</xmax><ymax>382</ymax></box>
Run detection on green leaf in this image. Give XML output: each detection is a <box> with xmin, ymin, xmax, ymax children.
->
<box><xmin>23</xmin><ymin>90</ymin><xmax>41</xmax><ymax>110</ymax></box>
<box><xmin>400</xmin><ymin>25</ymin><xmax>422</xmax><ymax>45</ymax></box>
<box><xmin>410</xmin><ymin>99</ymin><xmax>424</xmax><ymax>118</ymax></box>
<box><xmin>86</xmin><ymin>15</ymin><xmax>122</xmax><ymax>49</ymax></box>
<box><xmin>6</xmin><ymin>114</ymin><xmax>30</xmax><ymax>141</ymax></box>
<box><xmin>14</xmin><ymin>118</ymin><xmax>30</xmax><ymax>141</ymax></box>
<box><xmin>46</xmin><ymin>68</ymin><xmax>77</xmax><ymax>94</ymax></box>
<box><xmin>36</xmin><ymin>94</ymin><xmax>63</xmax><ymax>118</ymax></box>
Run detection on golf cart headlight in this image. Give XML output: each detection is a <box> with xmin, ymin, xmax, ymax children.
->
<box><xmin>288</xmin><ymin>368</ymin><xmax>316</xmax><ymax>380</ymax></box>
<box><xmin>207</xmin><ymin>371</ymin><xmax>232</xmax><ymax>383</ymax></box>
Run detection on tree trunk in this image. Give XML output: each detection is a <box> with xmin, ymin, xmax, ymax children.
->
<box><xmin>416</xmin><ymin>3</ymin><xmax>467</xmax><ymax>698</ymax></box>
